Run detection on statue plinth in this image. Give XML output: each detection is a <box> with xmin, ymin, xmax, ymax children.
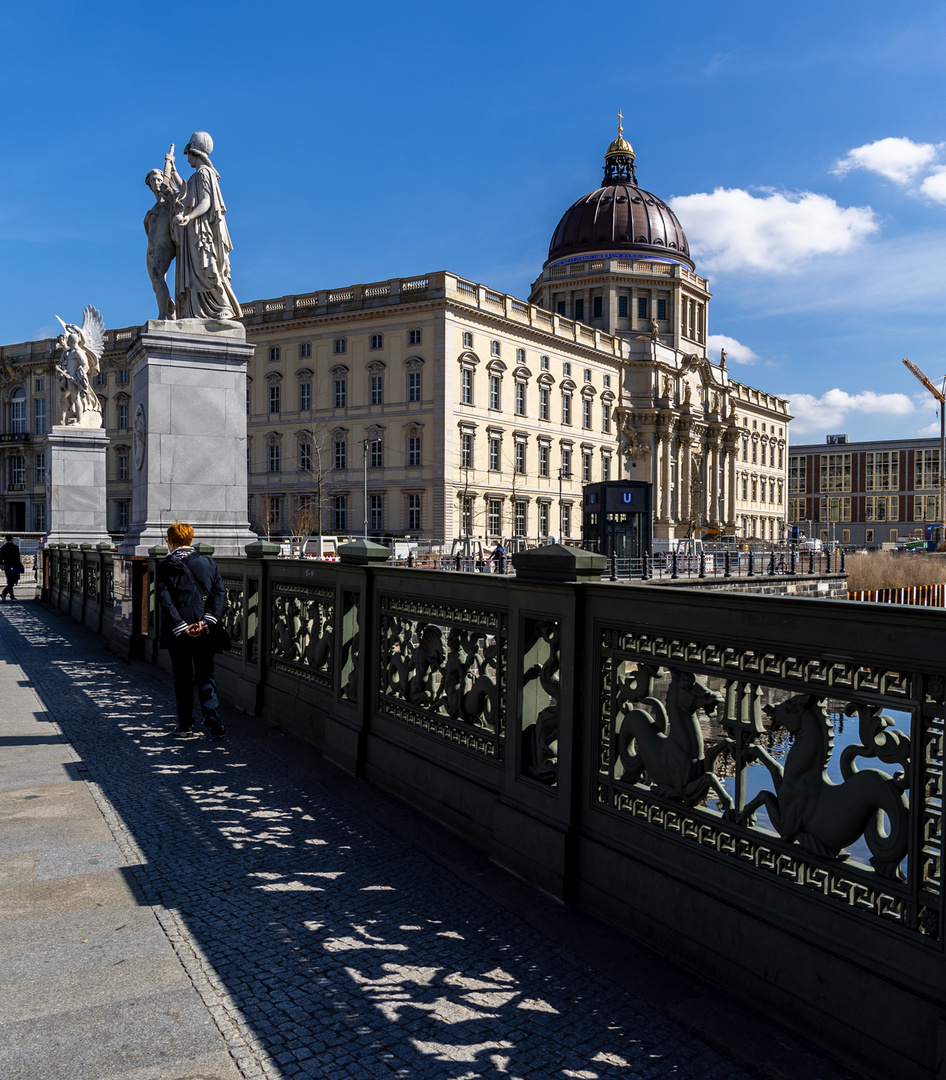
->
<box><xmin>116</xmin><ymin>318</ymin><xmax>257</xmax><ymax>557</ymax></box>
<box><xmin>45</xmin><ymin>425</ymin><xmax>111</xmax><ymax>545</ymax></box>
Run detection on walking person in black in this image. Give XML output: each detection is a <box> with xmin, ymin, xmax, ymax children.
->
<box><xmin>1</xmin><ymin>535</ymin><xmax>23</xmax><ymax>602</ymax></box>
<box><xmin>155</xmin><ymin>522</ymin><xmax>226</xmax><ymax>738</ymax></box>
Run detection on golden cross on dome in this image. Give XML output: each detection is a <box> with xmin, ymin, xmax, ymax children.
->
<box><xmin>617</xmin><ymin>109</ymin><xmax>624</xmax><ymax>137</ymax></box>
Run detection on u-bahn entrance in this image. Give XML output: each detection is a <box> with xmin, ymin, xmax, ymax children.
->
<box><xmin>581</xmin><ymin>481</ymin><xmax>653</xmax><ymax>561</ymax></box>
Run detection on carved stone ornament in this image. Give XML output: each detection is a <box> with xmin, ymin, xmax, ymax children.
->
<box><xmin>133</xmin><ymin>405</ymin><xmax>146</xmax><ymax>470</ymax></box>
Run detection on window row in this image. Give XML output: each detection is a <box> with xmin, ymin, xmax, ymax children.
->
<box><xmin>458</xmin><ymin>495</ymin><xmax>574</xmax><ymax>540</ymax></box>
<box><xmin>742</xmin><ymin>440</ymin><xmax>783</xmax><ymax>468</ymax></box>
<box><xmin>254</xmin><ymin>371</ymin><xmax>423</xmax><ymax>414</ymax></box>
<box><xmin>267</xmin><ymin>330</ymin><xmax>423</xmax><ymax>363</ymax></box>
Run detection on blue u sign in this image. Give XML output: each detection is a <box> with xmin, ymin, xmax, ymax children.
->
<box><xmin>622</xmin><ymin>492</ymin><xmax>633</xmax><ymax>504</ymax></box>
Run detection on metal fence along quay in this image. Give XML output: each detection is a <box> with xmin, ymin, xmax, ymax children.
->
<box><xmin>40</xmin><ymin>539</ymin><xmax>946</xmax><ymax>1080</ymax></box>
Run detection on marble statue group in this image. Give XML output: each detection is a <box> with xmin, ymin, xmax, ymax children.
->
<box><xmin>54</xmin><ymin>305</ymin><xmax>105</xmax><ymax>428</ymax></box>
<box><xmin>145</xmin><ymin>131</ymin><xmax>241</xmax><ymax>322</ymax></box>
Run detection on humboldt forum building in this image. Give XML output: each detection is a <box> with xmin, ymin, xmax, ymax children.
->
<box><xmin>0</xmin><ymin>131</ymin><xmax>791</xmax><ymax>546</ymax></box>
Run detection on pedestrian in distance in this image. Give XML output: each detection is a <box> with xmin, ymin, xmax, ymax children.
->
<box><xmin>1</xmin><ymin>534</ymin><xmax>24</xmax><ymax>602</ymax></box>
<box><xmin>490</xmin><ymin>541</ymin><xmax>506</xmax><ymax>574</ymax></box>
<box><xmin>155</xmin><ymin>522</ymin><xmax>226</xmax><ymax>738</ymax></box>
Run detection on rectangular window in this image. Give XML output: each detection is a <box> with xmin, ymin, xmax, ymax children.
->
<box><xmin>582</xmin><ymin>452</ymin><xmax>592</xmax><ymax>482</ymax></box>
<box><xmin>490</xmin><ymin>340</ymin><xmax>501</xmax><ymax>357</ymax></box>
<box><xmin>117</xmin><ymin>501</ymin><xmax>129</xmax><ymax>530</ymax></box>
<box><xmin>333</xmin><ymin>496</ymin><xmax>347</xmax><ymax>532</ymax></box>
<box><xmin>34</xmin><ymin>502</ymin><xmax>46</xmax><ymax>531</ymax></box>
<box><xmin>637</xmin><ymin>297</ymin><xmax>648</xmax><ymax>319</ymax></box>
<box><xmin>408</xmin><ymin>329</ymin><xmax>422</xmax><ymax>346</ymax></box>
<box><xmin>865</xmin><ymin>495</ymin><xmax>899</xmax><ymax>522</ymax></box>
<box><xmin>561</xmin><ymin>502</ymin><xmax>571</xmax><ymax>538</ymax></box>
<box><xmin>539</xmin><ymin>445</ymin><xmax>550</xmax><ymax>477</ymax></box>
<box><xmin>370</xmin><ymin>494</ymin><xmax>384</xmax><ymax>532</ymax></box>
<box><xmin>539</xmin><ymin>388</ymin><xmax>550</xmax><ymax>420</ymax></box>
<box><xmin>34</xmin><ymin>398</ymin><xmax>46</xmax><ymax>435</ymax></box>
<box><xmin>489</xmin><ymin>437</ymin><xmax>500</xmax><ymax>471</ymax></box>
<box><xmin>269</xmin><ymin>346</ymin><xmax>280</xmax><ymax>362</ymax></box>
<box><xmin>461</xmin><ymin>496</ymin><xmax>474</xmax><ymax>536</ymax></box>
<box><xmin>515</xmin><ymin>442</ymin><xmax>526</xmax><ymax>475</ymax></box>
<box><xmin>915</xmin><ymin>448</ymin><xmax>941</xmax><ymax>490</ymax></box>
<box><xmin>118</xmin><ymin>403</ymin><xmax>128</xmax><ymax>428</ymax></box>
<box><xmin>515</xmin><ymin>382</ymin><xmax>526</xmax><ymax>416</ymax></box>
<box><xmin>602</xmin><ymin>402</ymin><xmax>610</xmax><ymax>433</ymax></box>
<box><xmin>408</xmin><ymin>436</ymin><xmax>421</xmax><ymax>467</ymax></box>
<box><xmin>299</xmin><ymin>342</ymin><xmax>311</xmax><ymax>358</ymax></box>
<box><xmin>408</xmin><ymin>371</ymin><xmax>421</xmax><ymax>402</ymax></box>
<box><xmin>788</xmin><ymin>498</ymin><xmax>806</xmax><ymax>522</ymax></box>
<box><xmin>488</xmin><ymin>499</ymin><xmax>502</xmax><ymax>536</ymax></box>
<box><xmin>334</xmin><ymin>339</ymin><xmax>346</xmax><ymax>354</ymax></box>
<box><xmin>334</xmin><ymin>378</ymin><xmax>347</xmax><ymax>407</ymax></box>
<box><xmin>299</xmin><ymin>382</ymin><xmax>311</xmax><ymax>411</ymax></box>
<box><xmin>9</xmin><ymin>455</ymin><xmax>25</xmax><ymax>486</ymax></box>
<box><xmin>334</xmin><ymin>440</ymin><xmax>347</xmax><ymax>469</ymax></box>
<box><xmin>369</xmin><ymin>439</ymin><xmax>383</xmax><ymax>468</ymax></box>
<box><xmin>117</xmin><ymin>452</ymin><xmax>128</xmax><ymax>481</ymax></box>
<box><xmin>574</xmin><ymin>298</ymin><xmax>584</xmax><ymax>321</ymax></box>
<box><xmin>593</xmin><ymin>296</ymin><xmax>602</xmax><ymax>319</ymax></box>
<box><xmin>657</xmin><ymin>298</ymin><xmax>667</xmax><ymax>320</ymax></box>
<box><xmin>561</xmin><ymin>448</ymin><xmax>572</xmax><ymax>479</ymax></box>
<box><xmin>371</xmin><ymin>376</ymin><xmax>383</xmax><ymax>405</ymax></box>
<box><xmin>821</xmin><ymin>453</ymin><xmax>852</xmax><ymax>493</ymax></box>
<box><xmin>914</xmin><ymin>494</ymin><xmax>940</xmax><ymax>522</ymax></box>
<box><xmin>461</xmin><ymin>369</ymin><xmax>473</xmax><ymax>405</ymax></box>
<box><xmin>269</xmin><ymin>385</ymin><xmax>280</xmax><ymax>414</ymax></box>
<box><xmin>300</xmin><ymin>443</ymin><xmax>312</xmax><ymax>472</ymax></box>
<box><xmin>461</xmin><ymin>433</ymin><xmax>473</xmax><ymax>469</ymax></box>
<box><xmin>582</xmin><ymin>398</ymin><xmax>591</xmax><ymax>429</ymax></box>
<box><xmin>865</xmin><ymin>451</ymin><xmax>899</xmax><ymax>492</ymax></box>
<box><xmin>268</xmin><ymin>443</ymin><xmax>281</xmax><ymax>472</ymax></box>
<box><xmin>35</xmin><ymin>377</ymin><xmax>44</xmax><ymax>393</ymax></box>
<box><xmin>94</xmin><ymin>372</ymin><xmax>106</xmax><ymax>387</ymax></box>
<box><xmin>556</xmin><ymin>301</ymin><xmax>566</xmax><ymax>315</ymax></box>
<box><xmin>407</xmin><ymin>494</ymin><xmax>421</xmax><ymax>531</ymax></box>
<box><xmin>602</xmin><ymin>455</ymin><xmax>611</xmax><ymax>481</ymax></box>
<box><xmin>514</xmin><ymin>501</ymin><xmax>526</xmax><ymax>537</ymax></box>
<box><xmin>618</xmin><ymin>296</ymin><xmax>628</xmax><ymax>318</ymax></box>
<box><xmin>370</xmin><ymin>334</ymin><xmax>383</xmax><ymax>350</ymax></box>
<box><xmin>117</xmin><ymin>369</ymin><xmax>128</xmax><ymax>384</ymax></box>
<box><xmin>489</xmin><ymin>375</ymin><xmax>500</xmax><ymax>410</ymax></box>
<box><xmin>11</xmin><ymin>394</ymin><xmax>25</xmax><ymax>434</ymax></box>
<box><xmin>34</xmin><ymin>452</ymin><xmax>45</xmax><ymax>483</ymax></box>
<box><xmin>539</xmin><ymin>503</ymin><xmax>550</xmax><ymax>537</ymax></box>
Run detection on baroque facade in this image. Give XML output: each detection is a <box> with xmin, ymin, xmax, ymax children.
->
<box><xmin>0</xmin><ymin>131</ymin><xmax>790</xmax><ymax>544</ymax></box>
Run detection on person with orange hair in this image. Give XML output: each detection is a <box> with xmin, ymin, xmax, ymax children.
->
<box><xmin>155</xmin><ymin>522</ymin><xmax>226</xmax><ymax>737</ymax></box>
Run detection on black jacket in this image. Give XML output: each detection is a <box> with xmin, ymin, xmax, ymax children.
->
<box><xmin>1</xmin><ymin>542</ymin><xmax>20</xmax><ymax>572</ymax></box>
<box><xmin>155</xmin><ymin>551</ymin><xmax>225</xmax><ymax>647</ymax></box>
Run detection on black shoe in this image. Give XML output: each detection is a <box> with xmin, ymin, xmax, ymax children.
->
<box><xmin>175</xmin><ymin>721</ymin><xmax>195</xmax><ymax>737</ymax></box>
<box><xmin>204</xmin><ymin>715</ymin><xmax>226</xmax><ymax>739</ymax></box>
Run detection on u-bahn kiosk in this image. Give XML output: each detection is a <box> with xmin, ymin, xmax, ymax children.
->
<box><xmin>581</xmin><ymin>481</ymin><xmax>653</xmax><ymax>561</ymax></box>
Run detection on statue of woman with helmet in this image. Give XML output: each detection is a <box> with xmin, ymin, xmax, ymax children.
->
<box><xmin>170</xmin><ymin>131</ymin><xmax>242</xmax><ymax>321</ymax></box>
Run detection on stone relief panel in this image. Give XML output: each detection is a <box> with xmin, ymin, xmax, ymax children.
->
<box><xmin>270</xmin><ymin>583</ymin><xmax>334</xmax><ymax>689</ymax></box>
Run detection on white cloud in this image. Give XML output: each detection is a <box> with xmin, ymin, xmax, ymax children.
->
<box><xmin>786</xmin><ymin>388</ymin><xmax>916</xmax><ymax>436</ymax></box>
<box><xmin>832</xmin><ymin>137</ymin><xmax>942</xmax><ymax>184</ymax></box>
<box><xmin>670</xmin><ymin>188</ymin><xmax>878</xmax><ymax>273</ymax></box>
<box><xmin>707</xmin><ymin>334</ymin><xmax>758</xmax><ymax>365</ymax></box>
<box><xmin>920</xmin><ymin>167</ymin><xmax>946</xmax><ymax>204</ymax></box>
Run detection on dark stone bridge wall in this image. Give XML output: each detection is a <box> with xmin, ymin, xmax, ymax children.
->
<box><xmin>41</xmin><ymin>541</ymin><xmax>946</xmax><ymax>1080</ymax></box>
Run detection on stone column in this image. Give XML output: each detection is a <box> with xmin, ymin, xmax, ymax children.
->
<box><xmin>117</xmin><ymin>318</ymin><xmax>257</xmax><ymax>556</ymax></box>
<box><xmin>45</xmin><ymin>426</ymin><xmax>111</xmax><ymax>545</ymax></box>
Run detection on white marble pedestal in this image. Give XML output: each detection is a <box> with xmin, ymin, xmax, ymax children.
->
<box><xmin>45</xmin><ymin>426</ymin><xmax>111</xmax><ymax>545</ymax></box>
<box><xmin>117</xmin><ymin>318</ymin><xmax>258</xmax><ymax>556</ymax></box>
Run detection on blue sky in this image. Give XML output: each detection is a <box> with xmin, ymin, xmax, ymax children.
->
<box><xmin>3</xmin><ymin>1</ymin><xmax>946</xmax><ymax>444</ymax></box>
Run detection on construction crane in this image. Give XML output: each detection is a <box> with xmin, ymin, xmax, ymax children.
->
<box><xmin>903</xmin><ymin>358</ymin><xmax>946</xmax><ymax>547</ymax></box>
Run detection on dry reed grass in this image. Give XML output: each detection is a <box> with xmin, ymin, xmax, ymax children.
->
<box><xmin>846</xmin><ymin>551</ymin><xmax>946</xmax><ymax>591</ymax></box>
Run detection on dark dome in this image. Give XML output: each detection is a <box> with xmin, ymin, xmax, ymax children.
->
<box><xmin>547</xmin><ymin>136</ymin><xmax>693</xmax><ymax>268</ymax></box>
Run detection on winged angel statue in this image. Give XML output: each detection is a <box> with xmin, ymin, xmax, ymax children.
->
<box><xmin>54</xmin><ymin>306</ymin><xmax>106</xmax><ymax>428</ymax></box>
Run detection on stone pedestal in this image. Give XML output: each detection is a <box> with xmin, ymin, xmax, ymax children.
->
<box><xmin>45</xmin><ymin>426</ymin><xmax>111</xmax><ymax>545</ymax></box>
<box><xmin>117</xmin><ymin>318</ymin><xmax>257</xmax><ymax>556</ymax></box>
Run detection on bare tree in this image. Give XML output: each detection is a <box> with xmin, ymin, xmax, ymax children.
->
<box><xmin>252</xmin><ymin>494</ymin><xmax>278</xmax><ymax>540</ymax></box>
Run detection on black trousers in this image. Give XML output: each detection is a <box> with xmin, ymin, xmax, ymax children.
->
<box><xmin>167</xmin><ymin>634</ymin><xmax>218</xmax><ymax>725</ymax></box>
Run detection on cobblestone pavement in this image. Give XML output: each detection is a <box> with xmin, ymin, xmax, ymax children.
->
<box><xmin>0</xmin><ymin>602</ymin><xmax>854</xmax><ymax>1080</ymax></box>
